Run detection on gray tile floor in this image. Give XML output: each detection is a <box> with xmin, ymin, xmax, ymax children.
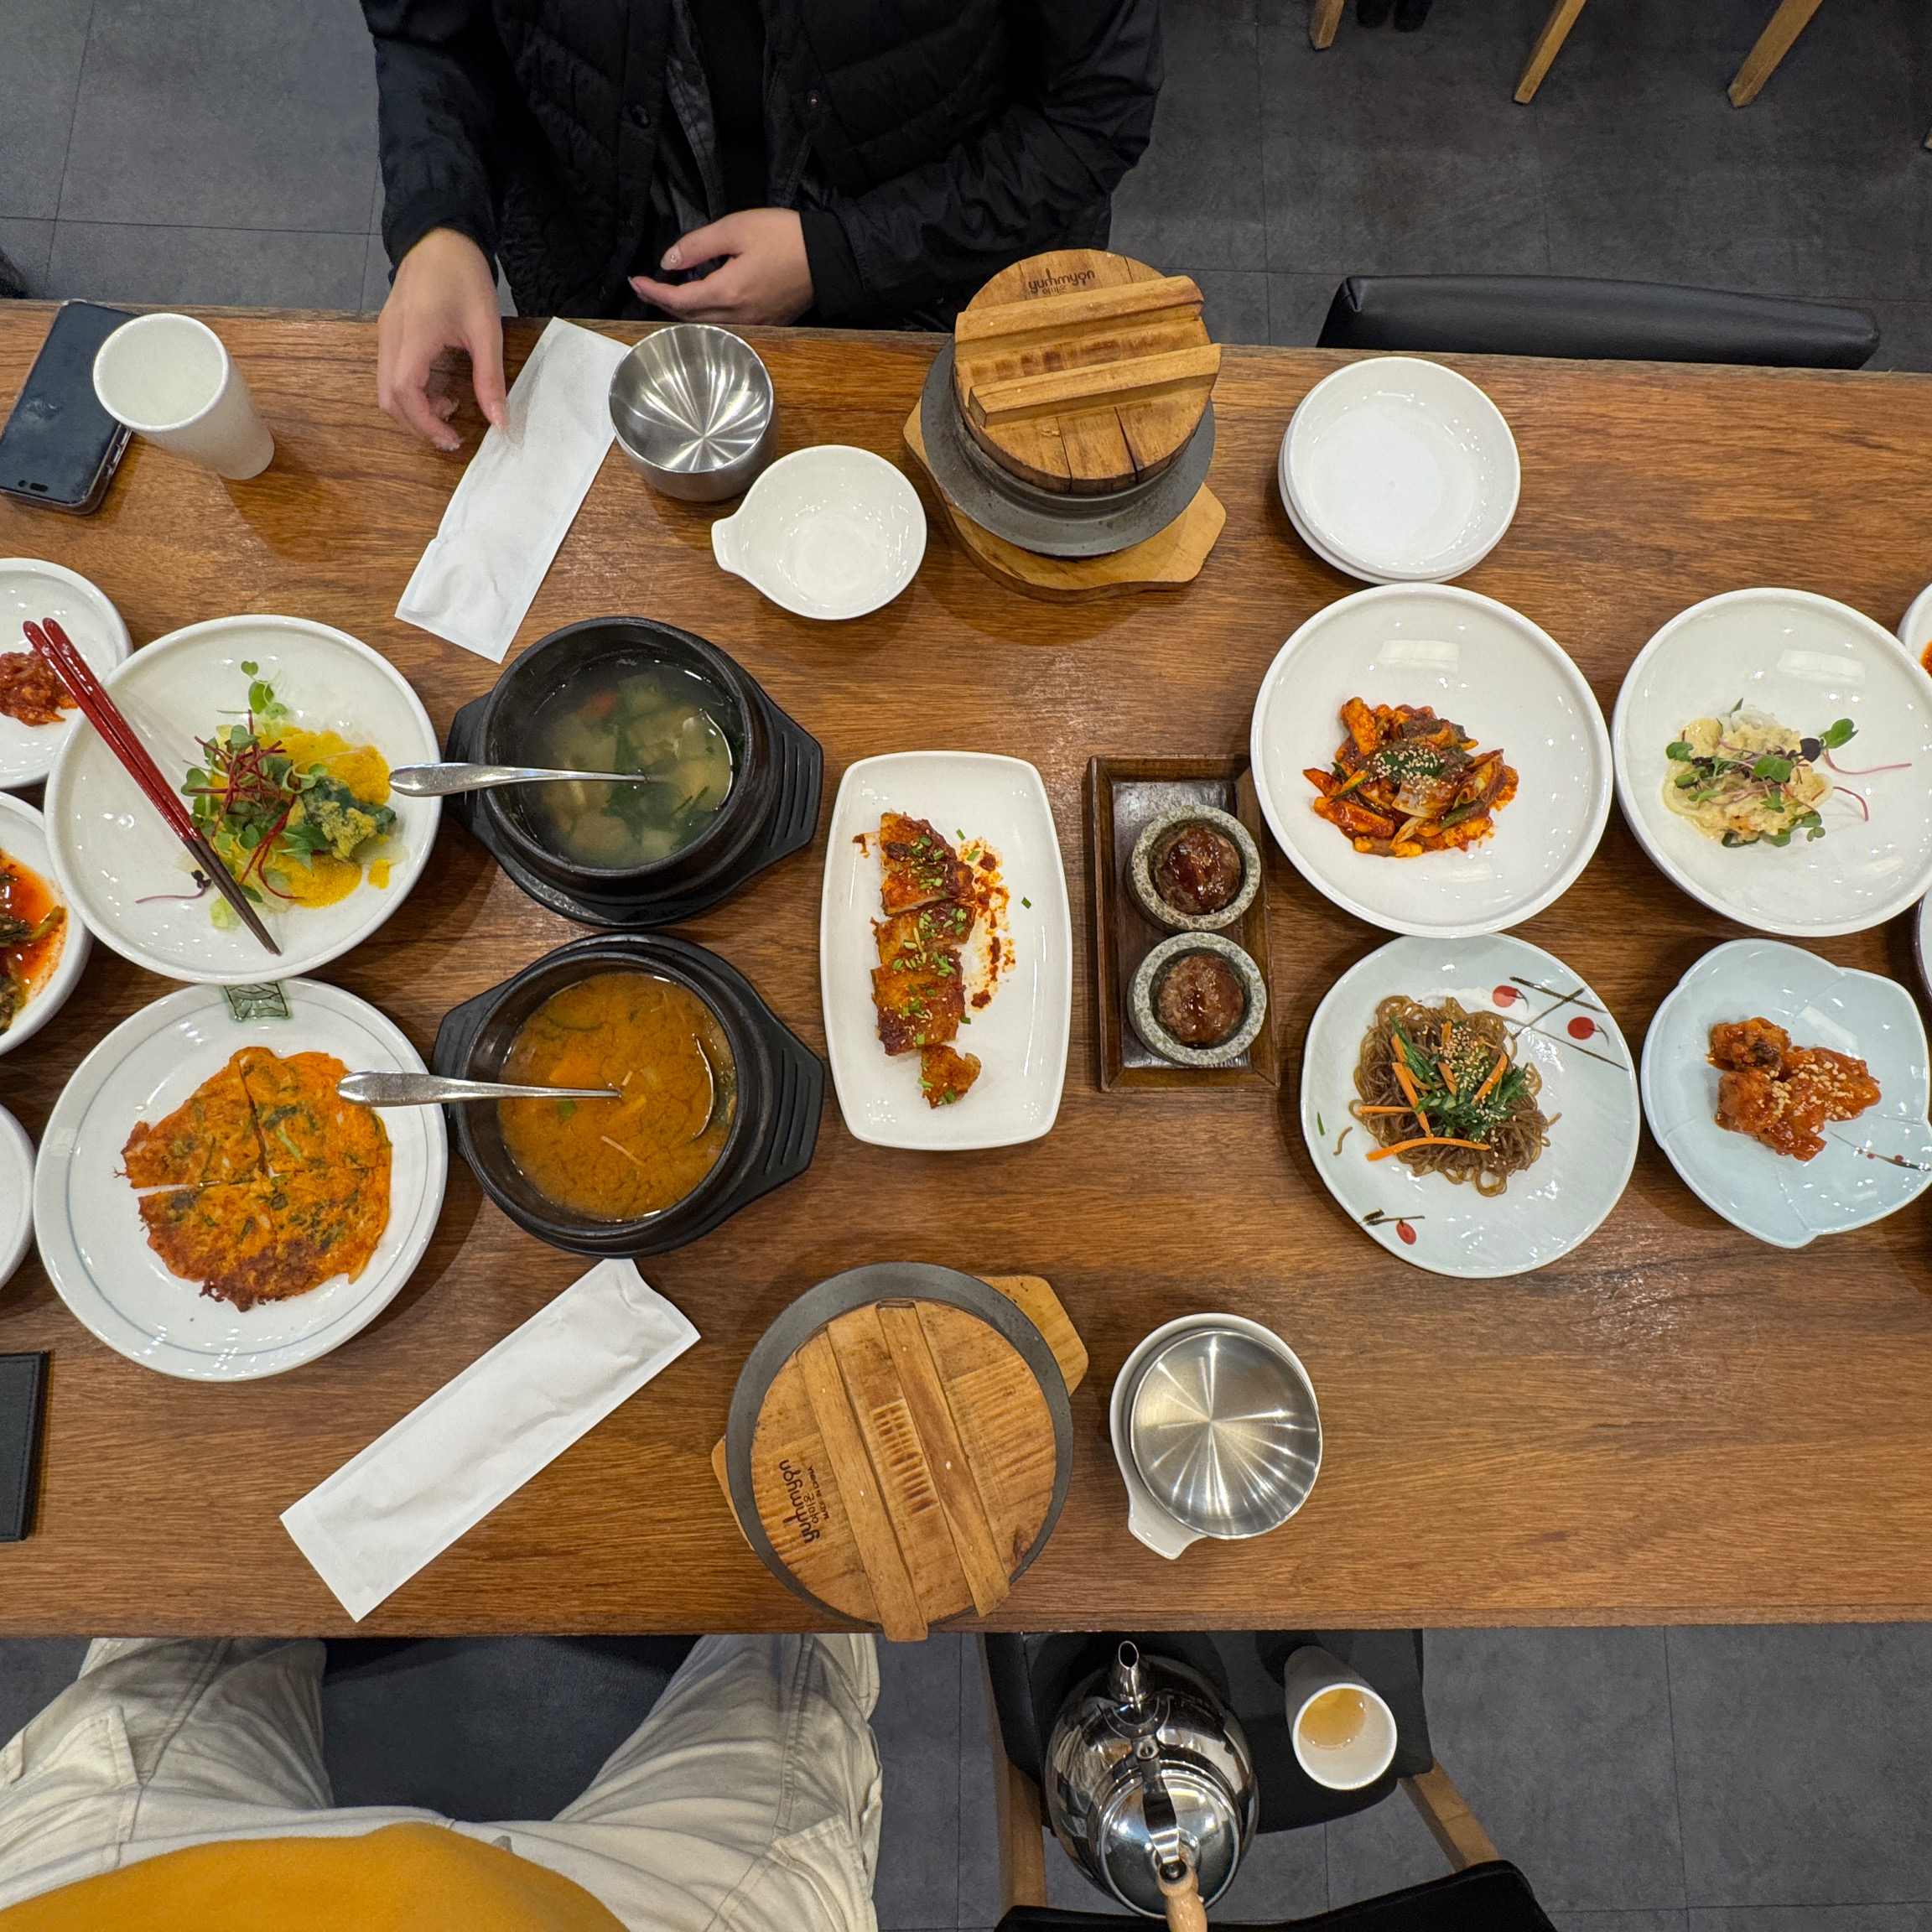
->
<box><xmin>3</xmin><ymin>0</ymin><xmax>1931</xmax><ymax>1924</ymax></box>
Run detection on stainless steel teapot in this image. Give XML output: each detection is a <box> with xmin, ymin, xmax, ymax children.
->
<box><xmin>1043</xmin><ymin>1641</ymin><xmax>1259</xmax><ymax>1924</ymax></box>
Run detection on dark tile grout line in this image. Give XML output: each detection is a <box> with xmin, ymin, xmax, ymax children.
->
<box><xmin>47</xmin><ymin>0</ymin><xmax>99</xmax><ymax>229</ymax></box>
<box><xmin>39</xmin><ymin>217</ymin><xmax>374</xmax><ymax>239</ymax></box>
<box><xmin>953</xmin><ymin>1636</ymin><xmax>966</xmax><ymax>1932</ymax></box>
<box><xmin>1662</xmin><ymin>1628</ymin><xmax>1692</xmax><ymax>1918</ymax></box>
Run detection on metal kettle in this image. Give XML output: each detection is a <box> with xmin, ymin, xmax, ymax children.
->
<box><xmin>1044</xmin><ymin>1641</ymin><xmax>1259</xmax><ymax>1925</ymax></box>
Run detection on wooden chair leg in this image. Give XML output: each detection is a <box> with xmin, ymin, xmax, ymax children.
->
<box><xmin>1516</xmin><ymin>0</ymin><xmax>1588</xmax><ymax>103</ymax></box>
<box><xmin>1311</xmin><ymin>0</ymin><xmax>1346</xmax><ymax>49</ymax></box>
<box><xmin>980</xmin><ymin>1641</ymin><xmax>1049</xmax><ymax>1911</ymax></box>
<box><xmin>1728</xmin><ymin>0</ymin><xmax>1826</xmax><ymax>106</ymax></box>
<box><xmin>1400</xmin><ymin>1758</ymin><xmax>1501</xmax><ymax>1872</ymax></box>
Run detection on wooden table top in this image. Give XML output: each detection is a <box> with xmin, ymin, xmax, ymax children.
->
<box><xmin>5</xmin><ymin>304</ymin><xmax>1932</xmax><ymax>1636</ymax></box>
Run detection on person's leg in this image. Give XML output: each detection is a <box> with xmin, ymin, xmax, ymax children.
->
<box><xmin>0</xmin><ymin>1636</ymin><xmax>430</xmax><ymax>1909</ymax></box>
<box><xmin>477</xmin><ymin>1632</ymin><xmax>882</xmax><ymax>1932</ymax></box>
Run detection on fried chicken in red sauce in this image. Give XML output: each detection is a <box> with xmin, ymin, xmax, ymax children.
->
<box><xmin>1709</xmin><ymin>1017</ymin><xmax>1880</xmax><ymax>1161</ymax></box>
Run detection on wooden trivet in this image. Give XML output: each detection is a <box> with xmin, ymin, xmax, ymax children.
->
<box><xmin>901</xmin><ymin>401</ymin><xmax>1224</xmax><ymax>602</ymax></box>
<box><xmin>713</xmin><ymin>1273</ymin><xmax>1087</xmax><ymax>1641</ymax></box>
<box><xmin>952</xmin><ymin>250</ymin><xmax>1222</xmax><ymax>496</ymax></box>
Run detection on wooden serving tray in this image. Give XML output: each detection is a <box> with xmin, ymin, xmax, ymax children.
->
<box><xmin>1086</xmin><ymin>756</ymin><xmax>1280</xmax><ymax>1090</ymax></box>
<box><xmin>712</xmin><ymin>1275</ymin><xmax>1087</xmax><ymax>1640</ymax></box>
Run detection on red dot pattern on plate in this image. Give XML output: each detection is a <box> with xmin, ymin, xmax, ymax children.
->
<box><xmin>1492</xmin><ymin>985</ymin><xmax>1518</xmax><ymax>1006</ymax></box>
<box><xmin>1567</xmin><ymin>1015</ymin><xmax>1597</xmax><ymax>1041</ymax></box>
<box><xmin>1397</xmin><ymin>1220</ymin><xmax>1418</xmax><ymax>1245</ymax></box>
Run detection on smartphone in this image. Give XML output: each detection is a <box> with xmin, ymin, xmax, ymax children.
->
<box><xmin>0</xmin><ymin>301</ymin><xmax>135</xmax><ymax>515</ymax></box>
<box><xmin>0</xmin><ymin>1352</ymin><xmax>48</xmax><ymax>1542</ymax></box>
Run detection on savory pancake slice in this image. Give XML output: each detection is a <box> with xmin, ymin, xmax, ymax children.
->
<box><xmin>878</xmin><ymin>814</ymin><xmax>975</xmax><ymax>915</ymax></box>
<box><xmin>917</xmin><ymin>1043</ymin><xmax>981</xmax><ymax>1108</ymax></box>
<box><xmin>874</xmin><ymin>898</ymin><xmax>974</xmax><ymax>971</ymax></box>
<box><xmin>258</xmin><ymin>1161</ymin><xmax>388</xmax><ymax>1297</ymax></box>
<box><xmin>872</xmin><ymin>961</ymin><xmax>965</xmax><ymax>1055</ymax></box>
<box><xmin>122</xmin><ymin>1056</ymin><xmax>267</xmax><ymax>1189</ymax></box>
<box><xmin>238</xmin><ymin>1046</ymin><xmax>389</xmax><ymax>1176</ymax></box>
<box><xmin>138</xmin><ymin>1180</ymin><xmax>284</xmax><ymax>1306</ymax></box>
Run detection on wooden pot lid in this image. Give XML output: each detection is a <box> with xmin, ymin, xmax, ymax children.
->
<box><xmin>952</xmin><ymin>251</ymin><xmax>1222</xmax><ymax>499</ymax></box>
<box><xmin>719</xmin><ymin>1265</ymin><xmax>1084</xmax><ymax>1641</ymax></box>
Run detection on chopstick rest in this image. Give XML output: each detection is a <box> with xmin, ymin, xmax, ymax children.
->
<box><xmin>280</xmin><ymin>1259</ymin><xmax>697</xmax><ymax>1620</ymax></box>
<box><xmin>395</xmin><ymin>318</ymin><xmax>630</xmax><ymax>662</ymax></box>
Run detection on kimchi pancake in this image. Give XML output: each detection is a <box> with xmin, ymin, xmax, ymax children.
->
<box><xmin>238</xmin><ymin>1046</ymin><xmax>387</xmax><ymax>1176</ymax></box>
<box><xmin>264</xmin><ymin>1160</ymin><xmax>387</xmax><ymax>1291</ymax></box>
<box><xmin>137</xmin><ymin>1180</ymin><xmax>283</xmax><ymax>1306</ymax></box>
<box><xmin>121</xmin><ymin>1057</ymin><xmax>265</xmax><ymax>1189</ymax></box>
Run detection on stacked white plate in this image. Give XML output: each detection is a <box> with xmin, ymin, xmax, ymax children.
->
<box><xmin>1279</xmin><ymin>358</ymin><xmax>1520</xmax><ymax>584</ymax></box>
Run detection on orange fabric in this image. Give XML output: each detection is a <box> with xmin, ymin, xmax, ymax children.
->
<box><xmin>0</xmin><ymin>1821</ymin><xmax>625</xmax><ymax>1932</ymax></box>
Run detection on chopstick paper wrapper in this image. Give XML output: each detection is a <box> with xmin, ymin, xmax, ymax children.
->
<box><xmin>281</xmin><ymin>1259</ymin><xmax>697</xmax><ymax>1621</ymax></box>
<box><xmin>395</xmin><ymin>317</ymin><xmax>629</xmax><ymax>662</ymax></box>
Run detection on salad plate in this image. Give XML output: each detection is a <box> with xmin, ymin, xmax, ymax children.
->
<box><xmin>820</xmin><ymin>750</ymin><xmax>1071</xmax><ymax>1150</ymax></box>
<box><xmin>1642</xmin><ymin>939</ymin><xmax>1931</xmax><ymax>1249</ymax></box>
<box><xmin>1250</xmin><ymin>584</ymin><xmax>1611</xmax><ymax>938</ymax></box>
<box><xmin>43</xmin><ymin>614</ymin><xmax>439</xmax><ymax>984</ymax></box>
<box><xmin>34</xmin><ymin>978</ymin><xmax>447</xmax><ymax>1379</ymax></box>
<box><xmin>0</xmin><ymin>558</ymin><xmax>131</xmax><ymax>791</ymax></box>
<box><xmin>1613</xmin><ymin>588</ymin><xmax>1932</xmax><ymax>938</ymax></box>
<box><xmin>1300</xmin><ymin>932</ymin><xmax>1639</xmax><ymax>1279</ymax></box>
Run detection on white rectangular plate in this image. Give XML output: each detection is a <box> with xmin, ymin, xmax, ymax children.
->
<box><xmin>819</xmin><ymin>751</ymin><xmax>1072</xmax><ymax>1151</ymax></box>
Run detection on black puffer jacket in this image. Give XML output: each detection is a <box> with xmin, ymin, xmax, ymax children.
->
<box><xmin>361</xmin><ymin>0</ymin><xmax>1163</xmax><ymax>326</ymax></box>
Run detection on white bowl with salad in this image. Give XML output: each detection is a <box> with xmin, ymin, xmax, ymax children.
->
<box><xmin>1613</xmin><ymin>588</ymin><xmax>1932</xmax><ymax>939</ymax></box>
<box><xmin>44</xmin><ymin>615</ymin><xmax>439</xmax><ymax>984</ymax></box>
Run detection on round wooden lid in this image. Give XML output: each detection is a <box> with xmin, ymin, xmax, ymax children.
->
<box><xmin>952</xmin><ymin>250</ymin><xmax>1221</xmax><ymax>498</ymax></box>
<box><xmin>745</xmin><ymin>1295</ymin><xmax>1059</xmax><ymax>1639</ymax></box>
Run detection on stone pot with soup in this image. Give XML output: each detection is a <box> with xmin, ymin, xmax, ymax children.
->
<box><xmin>433</xmin><ymin>932</ymin><xmax>823</xmax><ymax>1258</ymax></box>
<box><xmin>444</xmin><ymin>616</ymin><xmax>822</xmax><ymax>927</ymax></box>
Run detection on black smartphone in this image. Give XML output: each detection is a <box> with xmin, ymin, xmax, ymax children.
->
<box><xmin>0</xmin><ymin>1352</ymin><xmax>48</xmax><ymax>1542</ymax></box>
<box><xmin>0</xmin><ymin>301</ymin><xmax>135</xmax><ymax>515</ymax></box>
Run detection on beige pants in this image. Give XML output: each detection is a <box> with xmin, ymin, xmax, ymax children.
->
<box><xmin>0</xmin><ymin>1633</ymin><xmax>881</xmax><ymax>1932</ymax></box>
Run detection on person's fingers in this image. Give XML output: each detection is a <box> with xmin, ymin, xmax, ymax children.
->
<box><xmin>385</xmin><ymin>351</ymin><xmax>462</xmax><ymax>450</ymax></box>
<box><xmin>658</xmin><ymin>215</ymin><xmax>745</xmax><ymax>273</ymax></box>
<box><xmin>630</xmin><ymin>271</ymin><xmax>745</xmax><ymax>322</ymax></box>
<box><xmin>463</xmin><ymin>311</ymin><xmax>509</xmax><ymax>431</ymax></box>
<box><xmin>430</xmin><ymin>393</ymin><xmax>458</xmax><ymax>422</ymax></box>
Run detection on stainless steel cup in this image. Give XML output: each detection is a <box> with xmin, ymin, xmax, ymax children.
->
<box><xmin>609</xmin><ymin>324</ymin><xmax>776</xmax><ymax>502</ymax></box>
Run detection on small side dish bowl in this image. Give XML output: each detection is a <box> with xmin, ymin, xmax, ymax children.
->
<box><xmin>1129</xmin><ymin>931</ymin><xmax>1267</xmax><ymax>1068</ymax></box>
<box><xmin>434</xmin><ymin>932</ymin><xmax>823</xmax><ymax>1259</ymax></box>
<box><xmin>1283</xmin><ymin>357</ymin><xmax>1519</xmax><ymax>583</ymax></box>
<box><xmin>610</xmin><ymin>324</ymin><xmax>776</xmax><ymax>502</ymax></box>
<box><xmin>0</xmin><ymin>791</ymin><xmax>91</xmax><ymax>1058</ymax></box>
<box><xmin>711</xmin><ymin>446</ymin><xmax>926</xmax><ymax>621</ymax></box>
<box><xmin>1129</xmin><ymin>803</ymin><xmax>1262</xmax><ymax>932</ymax></box>
<box><xmin>1641</xmin><ymin>937</ymin><xmax>1932</xmax><ymax>1249</ymax></box>
<box><xmin>1613</xmin><ymin>588</ymin><xmax>1932</xmax><ymax>939</ymax></box>
<box><xmin>0</xmin><ymin>558</ymin><xmax>131</xmax><ymax>791</ymax></box>
<box><xmin>1897</xmin><ymin>580</ymin><xmax>1932</xmax><ymax>668</ymax></box>
<box><xmin>1250</xmin><ymin>584</ymin><xmax>1612</xmax><ymax>939</ymax></box>
<box><xmin>0</xmin><ymin>1106</ymin><xmax>32</xmax><ymax>1291</ymax></box>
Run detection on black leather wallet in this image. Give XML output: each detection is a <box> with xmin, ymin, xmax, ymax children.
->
<box><xmin>0</xmin><ymin>1353</ymin><xmax>49</xmax><ymax>1542</ymax></box>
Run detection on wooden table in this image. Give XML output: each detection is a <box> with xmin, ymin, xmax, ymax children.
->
<box><xmin>4</xmin><ymin>306</ymin><xmax>1932</xmax><ymax>1636</ymax></box>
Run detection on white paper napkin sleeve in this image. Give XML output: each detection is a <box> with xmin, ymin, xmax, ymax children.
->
<box><xmin>395</xmin><ymin>316</ymin><xmax>630</xmax><ymax>662</ymax></box>
<box><xmin>281</xmin><ymin>1259</ymin><xmax>698</xmax><ymax>1621</ymax></box>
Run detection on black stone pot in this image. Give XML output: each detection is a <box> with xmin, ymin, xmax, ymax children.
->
<box><xmin>444</xmin><ymin>615</ymin><xmax>821</xmax><ymax>928</ymax></box>
<box><xmin>433</xmin><ymin>933</ymin><xmax>823</xmax><ymax>1259</ymax></box>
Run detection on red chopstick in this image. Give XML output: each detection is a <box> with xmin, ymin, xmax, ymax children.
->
<box><xmin>26</xmin><ymin>618</ymin><xmax>281</xmax><ymax>958</ymax></box>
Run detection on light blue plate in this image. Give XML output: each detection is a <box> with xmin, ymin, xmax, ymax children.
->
<box><xmin>1641</xmin><ymin>939</ymin><xmax>1932</xmax><ymax>1249</ymax></box>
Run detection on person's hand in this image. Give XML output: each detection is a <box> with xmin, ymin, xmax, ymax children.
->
<box><xmin>629</xmin><ymin>209</ymin><xmax>815</xmax><ymax>326</ymax></box>
<box><xmin>377</xmin><ymin>226</ymin><xmax>507</xmax><ymax>452</ymax></box>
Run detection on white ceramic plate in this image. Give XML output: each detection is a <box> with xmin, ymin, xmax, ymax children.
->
<box><xmin>1282</xmin><ymin>357</ymin><xmax>1519</xmax><ymax>582</ymax></box>
<box><xmin>1300</xmin><ymin>933</ymin><xmax>1639</xmax><ymax>1278</ymax></box>
<box><xmin>1277</xmin><ymin>454</ymin><xmax>1399</xmax><ymax>586</ymax></box>
<box><xmin>1642</xmin><ymin>938</ymin><xmax>1931</xmax><ymax>1249</ymax></box>
<box><xmin>819</xmin><ymin>751</ymin><xmax>1072</xmax><ymax>1150</ymax></box>
<box><xmin>43</xmin><ymin>614</ymin><xmax>440</xmax><ymax>984</ymax></box>
<box><xmin>711</xmin><ymin>446</ymin><xmax>926</xmax><ymax>621</ymax></box>
<box><xmin>1613</xmin><ymin>589</ymin><xmax>1932</xmax><ymax>938</ymax></box>
<box><xmin>0</xmin><ymin>1106</ymin><xmax>32</xmax><ymax>1291</ymax></box>
<box><xmin>34</xmin><ymin>978</ymin><xmax>447</xmax><ymax>1379</ymax></box>
<box><xmin>1898</xmin><ymin>581</ymin><xmax>1932</xmax><ymax>663</ymax></box>
<box><xmin>0</xmin><ymin>792</ymin><xmax>90</xmax><ymax>1057</ymax></box>
<box><xmin>0</xmin><ymin>558</ymin><xmax>132</xmax><ymax>790</ymax></box>
<box><xmin>1250</xmin><ymin>585</ymin><xmax>1612</xmax><ymax>938</ymax></box>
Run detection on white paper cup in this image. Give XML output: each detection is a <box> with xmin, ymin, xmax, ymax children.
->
<box><xmin>92</xmin><ymin>313</ymin><xmax>273</xmax><ymax>480</ymax></box>
<box><xmin>1282</xmin><ymin>1644</ymin><xmax>1398</xmax><ymax>1791</ymax></box>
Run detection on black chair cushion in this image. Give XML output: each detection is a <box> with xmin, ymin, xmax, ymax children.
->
<box><xmin>996</xmin><ymin>1859</ymin><xmax>1555</xmax><ymax>1930</ymax></box>
<box><xmin>984</xmin><ymin>1631</ymin><xmax>1432</xmax><ymax>1832</ymax></box>
<box><xmin>1317</xmin><ymin>273</ymin><xmax>1878</xmax><ymax>368</ymax></box>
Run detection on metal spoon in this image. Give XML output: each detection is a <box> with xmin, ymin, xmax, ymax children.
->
<box><xmin>387</xmin><ymin>761</ymin><xmax>679</xmax><ymax>799</ymax></box>
<box><xmin>338</xmin><ymin>1072</ymin><xmax>621</xmax><ymax>1107</ymax></box>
